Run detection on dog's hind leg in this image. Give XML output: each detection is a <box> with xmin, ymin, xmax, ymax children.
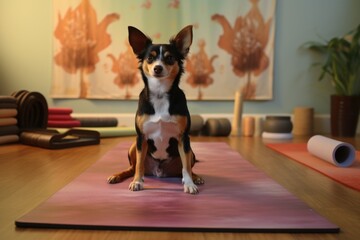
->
<box><xmin>107</xmin><ymin>142</ymin><xmax>137</xmax><ymax>184</ymax></box>
<box><xmin>190</xmin><ymin>151</ymin><xmax>204</xmax><ymax>185</ymax></box>
<box><xmin>192</xmin><ymin>173</ymin><xmax>205</xmax><ymax>185</ymax></box>
<box><xmin>107</xmin><ymin>166</ymin><xmax>135</xmax><ymax>184</ymax></box>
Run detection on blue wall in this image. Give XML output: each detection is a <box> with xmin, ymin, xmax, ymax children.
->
<box><xmin>1</xmin><ymin>0</ymin><xmax>359</xmax><ymax>114</ymax></box>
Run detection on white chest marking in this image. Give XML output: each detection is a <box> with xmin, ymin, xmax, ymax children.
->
<box><xmin>142</xmin><ymin>94</ymin><xmax>180</xmax><ymax>159</ymax></box>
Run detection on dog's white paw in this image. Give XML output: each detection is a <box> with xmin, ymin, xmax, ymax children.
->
<box><xmin>183</xmin><ymin>183</ymin><xmax>199</xmax><ymax>194</ymax></box>
<box><xmin>129</xmin><ymin>181</ymin><xmax>144</xmax><ymax>191</ymax></box>
<box><xmin>182</xmin><ymin>171</ymin><xmax>199</xmax><ymax>194</ymax></box>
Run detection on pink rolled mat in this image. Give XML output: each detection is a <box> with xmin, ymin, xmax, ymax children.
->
<box><xmin>267</xmin><ymin>143</ymin><xmax>360</xmax><ymax>191</ymax></box>
<box><xmin>16</xmin><ymin>142</ymin><xmax>338</xmax><ymax>233</ymax></box>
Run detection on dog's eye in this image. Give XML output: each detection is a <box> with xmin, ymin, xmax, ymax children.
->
<box><xmin>147</xmin><ymin>55</ymin><xmax>154</xmax><ymax>63</ymax></box>
<box><xmin>165</xmin><ymin>55</ymin><xmax>175</xmax><ymax>65</ymax></box>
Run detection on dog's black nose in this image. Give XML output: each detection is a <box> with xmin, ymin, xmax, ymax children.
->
<box><xmin>154</xmin><ymin>65</ymin><xmax>163</xmax><ymax>74</ymax></box>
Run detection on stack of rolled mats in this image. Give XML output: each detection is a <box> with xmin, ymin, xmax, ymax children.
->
<box><xmin>47</xmin><ymin>108</ymin><xmax>81</xmax><ymax>128</ymax></box>
<box><xmin>47</xmin><ymin>108</ymin><xmax>118</xmax><ymax>128</ymax></box>
<box><xmin>0</xmin><ymin>96</ymin><xmax>19</xmax><ymax>145</ymax></box>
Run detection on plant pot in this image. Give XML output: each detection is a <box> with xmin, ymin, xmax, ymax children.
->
<box><xmin>331</xmin><ymin>95</ymin><xmax>360</xmax><ymax>137</ymax></box>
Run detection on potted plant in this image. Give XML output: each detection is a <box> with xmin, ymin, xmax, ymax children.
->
<box><xmin>304</xmin><ymin>24</ymin><xmax>360</xmax><ymax>137</ymax></box>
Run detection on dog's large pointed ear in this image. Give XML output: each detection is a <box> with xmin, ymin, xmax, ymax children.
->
<box><xmin>171</xmin><ymin>25</ymin><xmax>193</xmax><ymax>57</ymax></box>
<box><xmin>128</xmin><ymin>26</ymin><xmax>152</xmax><ymax>56</ymax></box>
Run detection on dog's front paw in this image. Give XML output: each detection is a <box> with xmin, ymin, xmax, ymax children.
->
<box><xmin>129</xmin><ymin>181</ymin><xmax>144</xmax><ymax>191</ymax></box>
<box><xmin>183</xmin><ymin>183</ymin><xmax>199</xmax><ymax>194</ymax></box>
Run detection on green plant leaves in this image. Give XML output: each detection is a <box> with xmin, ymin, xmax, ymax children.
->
<box><xmin>304</xmin><ymin>24</ymin><xmax>360</xmax><ymax>96</ymax></box>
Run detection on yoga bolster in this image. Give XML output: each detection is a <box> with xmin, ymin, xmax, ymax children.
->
<box><xmin>201</xmin><ymin>118</ymin><xmax>231</xmax><ymax>136</ymax></box>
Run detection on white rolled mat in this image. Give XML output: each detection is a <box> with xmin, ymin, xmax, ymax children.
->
<box><xmin>307</xmin><ymin>135</ymin><xmax>356</xmax><ymax>167</ymax></box>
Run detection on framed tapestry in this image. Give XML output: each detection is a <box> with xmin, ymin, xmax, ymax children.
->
<box><xmin>51</xmin><ymin>0</ymin><xmax>276</xmax><ymax>100</ymax></box>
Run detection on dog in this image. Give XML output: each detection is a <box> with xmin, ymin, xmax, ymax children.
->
<box><xmin>107</xmin><ymin>25</ymin><xmax>204</xmax><ymax>194</ymax></box>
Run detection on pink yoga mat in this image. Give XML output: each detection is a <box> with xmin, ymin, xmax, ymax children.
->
<box><xmin>16</xmin><ymin>142</ymin><xmax>338</xmax><ymax>232</ymax></box>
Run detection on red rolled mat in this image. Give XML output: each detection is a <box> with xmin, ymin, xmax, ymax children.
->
<box><xmin>48</xmin><ymin>114</ymin><xmax>73</xmax><ymax>121</ymax></box>
<box><xmin>266</xmin><ymin>143</ymin><xmax>360</xmax><ymax>191</ymax></box>
<box><xmin>48</xmin><ymin>108</ymin><xmax>73</xmax><ymax>115</ymax></box>
<box><xmin>47</xmin><ymin>120</ymin><xmax>81</xmax><ymax>128</ymax></box>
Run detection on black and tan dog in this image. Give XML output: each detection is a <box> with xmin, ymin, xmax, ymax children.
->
<box><xmin>107</xmin><ymin>25</ymin><xmax>204</xmax><ymax>194</ymax></box>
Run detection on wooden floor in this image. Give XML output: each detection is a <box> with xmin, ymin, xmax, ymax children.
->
<box><xmin>1</xmin><ymin>135</ymin><xmax>359</xmax><ymax>240</ymax></box>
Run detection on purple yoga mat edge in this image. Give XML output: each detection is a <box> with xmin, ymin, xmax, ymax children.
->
<box><xmin>14</xmin><ymin>142</ymin><xmax>339</xmax><ymax>233</ymax></box>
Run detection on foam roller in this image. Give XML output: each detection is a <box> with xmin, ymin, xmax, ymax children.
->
<box><xmin>190</xmin><ymin>115</ymin><xmax>204</xmax><ymax>135</ymax></box>
<box><xmin>201</xmin><ymin>118</ymin><xmax>231</xmax><ymax>136</ymax></box>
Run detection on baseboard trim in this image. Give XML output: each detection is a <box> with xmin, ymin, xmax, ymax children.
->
<box><xmin>72</xmin><ymin>113</ymin><xmax>360</xmax><ymax>135</ymax></box>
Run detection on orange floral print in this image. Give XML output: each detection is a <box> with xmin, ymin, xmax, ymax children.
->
<box><xmin>54</xmin><ymin>0</ymin><xmax>119</xmax><ymax>98</ymax></box>
<box><xmin>212</xmin><ymin>0</ymin><xmax>272</xmax><ymax>99</ymax></box>
<box><xmin>186</xmin><ymin>40</ymin><xmax>218</xmax><ymax>100</ymax></box>
<box><xmin>108</xmin><ymin>42</ymin><xmax>140</xmax><ymax>99</ymax></box>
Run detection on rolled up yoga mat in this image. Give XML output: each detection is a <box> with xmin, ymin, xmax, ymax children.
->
<box><xmin>0</xmin><ymin>118</ymin><xmax>17</xmax><ymax>126</ymax></box>
<box><xmin>75</xmin><ymin>117</ymin><xmax>118</xmax><ymax>127</ymax></box>
<box><xmin>0</xmin><ymin>109</ymin><xmax>17</xmax><ymax>118</ymax></box>
<box><xmin>0</xmin><ymin>125</ymin><xmax>19</xmax><ymax>136</ymax></box>
<box><xmin>47</xmin><ymin>107</ymin><xmax>81</xmax><ymax>128</ymax></box>
<box><xmin>307</xmin><ymin>135</ymin><xmax>356</xmax><ymax>167</ymax></box>
<box><xmin>0</xmin><ymin>96</ymin><xmax>18</xmax><ymax>119</ymax></box>
<box><xmin>12</xmin><ymin>90</ymin><xmax>48</xmax><ymax>130</ymax></box>
<box><xmin>0</xmin><ymin>96</ymin><xmax>17</xmax><ymax>109</ymax></box>
<box><xmin>2</xmin><ymin>91</ymin><xmax>102</xmax><ymax>148</ymax></box>
<box><xmin>0</xmin><ymin>96</ymin><xmax>19</xmax><ymax>145</ymax></box>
